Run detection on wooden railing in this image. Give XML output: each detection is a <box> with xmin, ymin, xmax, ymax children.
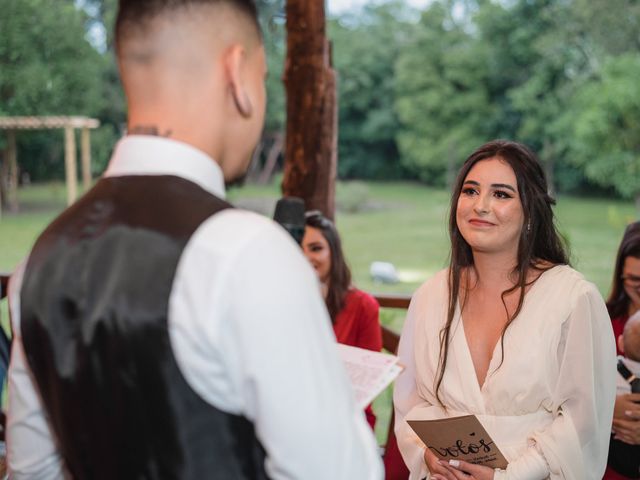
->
<box><xmin>372</xmin><ymin>292</ymin><xmax>411</xmax><ymax>476</ymax></box>
<box><xmin>373</xmin><ymin>293</ymin><xmax>411</xmax><ymax>310</ymax></box>
<box><xmin>374</xmin><ymin>293</ymin><xmax>410</xmax><ymax>355</ymax></box>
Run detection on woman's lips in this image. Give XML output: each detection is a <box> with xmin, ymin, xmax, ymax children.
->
<box><xmin>469</xmin><ymin>219</ymin><xmax>495</xmax><ymax>227</ymax></box>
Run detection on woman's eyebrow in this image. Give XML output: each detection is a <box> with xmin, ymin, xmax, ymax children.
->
<box><xmin>491</xmin><ymin>183</ymin><xmax>516</xmax><ymax>192</ymax></box>
<box><xmin>463</xmin><ymin>180</ymin><xmax>516</xmax><ymax>192</ymax></box>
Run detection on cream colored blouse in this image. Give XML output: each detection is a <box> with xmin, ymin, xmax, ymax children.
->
<box><xmin>394</xmin><ymin>265</ymin><xmax>616</xmax><ymax>480</ymax></box>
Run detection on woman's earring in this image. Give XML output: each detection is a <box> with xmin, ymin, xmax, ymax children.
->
<box><xmin>526</xmin><ymin>221</ymin><xmax>532</xmax><ymax>234</ymax></box>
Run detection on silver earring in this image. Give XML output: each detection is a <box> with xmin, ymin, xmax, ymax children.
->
<box><xmin>526</xmin><ymin>221</ymin><xmax>532</xmax><ymax>234</ymax></box>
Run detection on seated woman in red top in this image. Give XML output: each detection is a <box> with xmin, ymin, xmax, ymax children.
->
<box><xmin>605</xmin><ymin>221</ymin><xmax>640</xmax><ymax>480</ymax></box>
<box><xmin>302</xmin><ymin>210</ymin><xmax>382</xmax><ymax>430</ymax></box>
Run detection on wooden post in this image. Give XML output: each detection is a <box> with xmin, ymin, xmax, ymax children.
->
<box><xmin>7</xmin><ymin>129</ymin><xmax>18</xmax><ymax>212</ymax></box>
<box><xmin>64</xmin><ymin>126</ymin><xmax>78</xmax><ymax>206</ymax></box>
<box><xmin>282</xmin><ymin>0</ymin><xmax>337</xmax><ymax>220</ymax></box>
<box><xmin>81</xmin><ymin>127</ymin><xmax>92</xmax><ymax>190</ymax></box>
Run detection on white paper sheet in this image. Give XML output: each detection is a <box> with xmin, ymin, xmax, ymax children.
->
<box><xmin>338</xmin><ymin>343</ymin><xmax>403</xmax><ymax>409</ymax></box>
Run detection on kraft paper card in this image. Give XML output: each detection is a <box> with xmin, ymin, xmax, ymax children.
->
<box><xmin>408</xmin><ymin>414</ymin><xmax>508</xmax><ymax>469</ymax></box>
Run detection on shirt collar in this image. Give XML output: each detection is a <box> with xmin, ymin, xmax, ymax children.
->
<box><xmin>104</xmin><ymin>135</ymin><xmax>226</xmax><ymax>198</ymax></box>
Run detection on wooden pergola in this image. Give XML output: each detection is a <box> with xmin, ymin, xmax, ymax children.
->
<box><xmin>0</xmin><ymin>116</ymin><xmax>100</xmax><ymax>216</ymax></box>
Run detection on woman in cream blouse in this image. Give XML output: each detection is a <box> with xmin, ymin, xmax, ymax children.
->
<box><xmin>394</xmin><ymin>140</ymin><xmax>616</xmax><ymax>480</ymax></box>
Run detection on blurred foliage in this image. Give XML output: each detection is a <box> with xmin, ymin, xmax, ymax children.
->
<box><xmin>259</xmin><ymin>0</ymin><xmax>287</xmax><ymax>133</ymax></box>
<box><xmin>568</xmin><ymin>54</ymin><xmax>640</xmax><ymax>203</ymax></box>
<box><xmin>329</xmin><ymin>2</ymin><xmax>412</xmax><ymax>180</ymax></box>
<box><xmin>394</xmin><ymin>0</ymin><xmax>640</xmax><ymax>200</ymax></box>
<box><xmin>0</xmin><ymin>0</ymin><xmax>111</xmax><ymax>180</ymax></box>
<box><xmin>395</xmin><ymin>1</ymin><xmax>492</xmax><ymax>186</ymax></box>
<box><xmin>0</xmin><ymin>0</ymin><xmax>103</xmax><ymax>116</ymax></box>
<box><xmin>336</xmin><ymin>181</ymin><xmax>371</xmax><ymax>213</ymax></box>
<box><xmin>1</xmin><ymin>0</ymin><xmax>639</xmax><ymax>203</ymax></box>
<box><xmin>0</xmin><ymin>0</ymin><xmax>282</xmax><ymax>181</ymax></box>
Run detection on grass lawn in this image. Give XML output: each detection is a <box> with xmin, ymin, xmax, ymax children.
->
<box><xmin>0</xmin><ymin>180</ymin><xmax>637</xmax><ymax>442</ymax></box>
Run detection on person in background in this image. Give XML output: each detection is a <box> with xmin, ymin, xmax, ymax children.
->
<box><xmin>302</xmin><ymin>210</ymin><xmax>383</xmax><ymax>429</ymax></box>
<box><xmin>302</xmin><ymin>211</ymin><xmax>413</xmax><ymax>480</ymax></box>
<box><xmin>394</xmin><ymin>140</ymin><xmax>616</xmax><ymax>480</ymax></box>
<box><xmin>6</xmin><ymin>1</ymin><xmax>382</xmax><ymax>478</ymax></box>
<box><xmin>607</xmin><ymin>311</ymin><xmax>640</xmax><ymax>480</ymax></box>
<box><xmin>607</xmin><ymin>222</ymin><xmax>640</xmax><ymax>352</ymax></box>
<box><xmin>605</xmin><ymin>222</ymin><xmax>640</xmax><ymax>480</ymax></box>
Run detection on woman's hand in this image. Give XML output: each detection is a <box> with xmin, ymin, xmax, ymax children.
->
<box><xmin>423</xmin><ymin>449</ymin><xmax>457</xmax><ymax>480</ymax></box>
<box><xmin>612</xmin><ymin>393</ymin><xmax>640</xmax><ymax>445</ymax></box>
<box><xmin>431</xmin><ymin>459</ymin><xmax>495</xmax><ymax>480</ymax></box>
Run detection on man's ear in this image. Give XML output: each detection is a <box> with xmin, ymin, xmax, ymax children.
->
<box><xmin>225</xmin><ymin>44</ymin><xmax>253</xmax><ymax>119</ymax></box>
<box><xmin>618</xmin><ymin>334</ymin><xmax>625</xmax><ymax>354</ymax></box>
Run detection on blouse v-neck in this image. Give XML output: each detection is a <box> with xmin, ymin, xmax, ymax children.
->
<box><xmin>455</xmin><ymin>265</ymin><xmax>564</xmax><ymax>395</ymax></box>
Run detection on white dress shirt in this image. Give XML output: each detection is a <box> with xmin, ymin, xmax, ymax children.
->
<box><xmin>7</xmin><ymin>135</ymin><xmax>383</xmax><ymax>480</ymax></box>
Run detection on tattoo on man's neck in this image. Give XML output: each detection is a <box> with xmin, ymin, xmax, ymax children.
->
<box><xmin>128</xmin><ymin>125</ymin><xmax>173</xmax><ymax>137</ymax></box>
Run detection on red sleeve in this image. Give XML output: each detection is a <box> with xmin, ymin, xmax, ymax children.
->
<box><xmin>611</xmin><ymin>315</ymin><xmax>628</xmax><ymax>356</ymax></box>
<box><xmin>353</xmin><ymin>290</ymin><xmax>382</xmax><ymax>352</ymax></box>
<box><xmin>333</xmin><ymin>289</ymin><xmax>382</xmax><ymax>351</ymax></box>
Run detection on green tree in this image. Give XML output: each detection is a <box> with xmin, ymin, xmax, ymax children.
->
<box><xmin>548</xmin><ymin>0</ymin><xmax>640</xmax><ymax>196</ymax></box>
<box><xmin>80</xmin><ymin>0</ymin><xmax>127</xmax><ymax>174</ymax></box>
<box><xmin>0</xmin><ymin>0</ymin><xmax>107</xmax><ymax>180</ymax></box>
<box><xmin>259</xmin><ymin>0</ymin><xmax>287</xmax><ymax>134</ymax></box>
<box><xmin>329</xmin><ymin>2</ymin><xmax>412</xmax><ymax>179</ymax></box>
<box><xmin>394</xmin><ymin>0</ymin><xmax>638</xmax><ymax>195</ymax></box>
<box><xmin>395</xmin><ymin>1</ymin><xmax>492</xmax><ymax>185</ymax></box>
<box><xmin>568</xmin><ymin>54</ymin><xmax>640</xmax><ymax>207</ymax></box>
<box><xmin>487</xmin><ymin>0</ymin><xmax>579</xmax><ymax>192</ymax></box>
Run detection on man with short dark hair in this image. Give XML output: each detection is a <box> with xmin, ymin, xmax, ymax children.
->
<box><xmin>6</xmin><ymin>1</ymin><xmax>382</xmax><ymax>478</ymax></box>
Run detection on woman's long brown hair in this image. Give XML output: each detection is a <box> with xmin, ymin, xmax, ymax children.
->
<box><xmin>305</xmin><ymin>211</ymin><xmax>352</xmax><ymax>323</ymax></box>
<box><xmin>434</xmin><ymin>140</ymin><xmax>569</xmax><ymax>406</ymax></box>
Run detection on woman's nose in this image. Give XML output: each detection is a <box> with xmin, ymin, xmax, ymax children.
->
<box><xmin>473</xmin><ymin>193</ymin><xmax>490</xmax><ymax>214</ymax></box>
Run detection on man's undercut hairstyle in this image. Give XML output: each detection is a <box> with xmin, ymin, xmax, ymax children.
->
<box><xmin>116</xmin><ymin>0</ymin><xmax>261</xmax><ymax>48</ymax></box>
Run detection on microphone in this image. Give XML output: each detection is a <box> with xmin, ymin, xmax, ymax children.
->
<box><xmin>273</xmin><ymin>196</ymin><xmax>306</xmax><ymax>245</ymax></box>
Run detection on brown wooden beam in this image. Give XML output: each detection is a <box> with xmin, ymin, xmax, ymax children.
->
<box><xmin>81</xmin><ymin>127</ymin><xmax>92</xmax><ymax>190</ymax></box>
<box><xmin>64</xmin><ymin>126</ymin><xmax>78</xmax><ymax>206</ymax></box>
<box><xmin>381</xmin><ymin>325</ymin><xmax>400</xmax><ymax>354</ymax></box>
<box><xmin>372</xmin><ymin>293</ymin><xmax>410</xmax><ymax>354</ymax></box>
<box><xmin>373</xmin><ymin>293</ymin><xmax>411</xmax><ymax>310</ymax></box>
<box><xmin>282</xmin><ymin>0</ymin><xmax>337</xmax><ymax>219</ymax></box>
<box><xmin>0</xmin><ymin>116</ymin><xmax>99</xmax><ymax>130</ymax></box>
